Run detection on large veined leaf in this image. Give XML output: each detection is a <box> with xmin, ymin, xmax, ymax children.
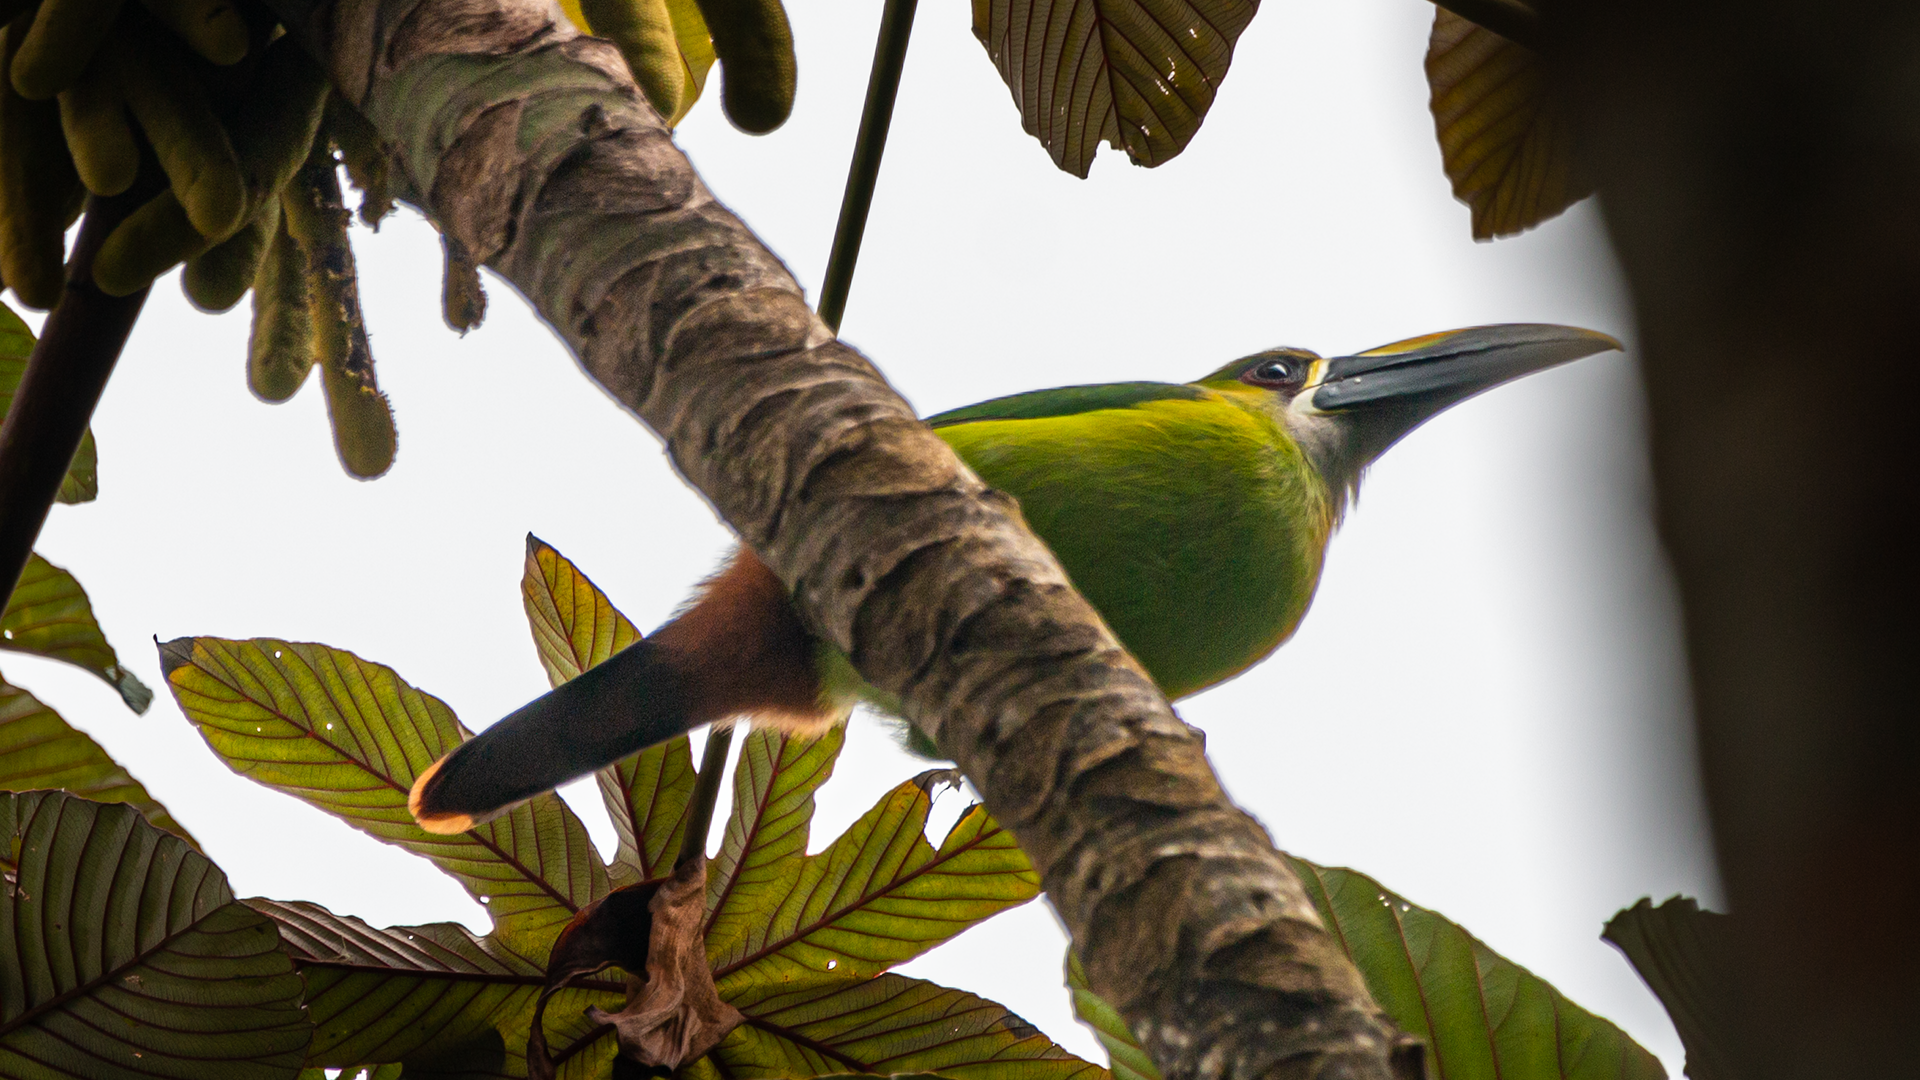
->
<box><xmin>520</xmin><ymin>535</ymin><xmax>694</xmax><ymax>885</ymax></box>
<box><xmin>161</xmin><ymin>637</ymin><xmax>609</xmax><ymax>945</ymax></box>
<box><xmin>704</xmin><ymin>727</ymin><xmax>846</xmax><ymax>964</ymax></box>
<box><xmin>0</xmin><ymin>676</ymin><xmax>195</xmax><ymax>845</ymax></box>
<box><xmin>1425</xmin><ymin>9</ymin><xmax>1590</xmax><ymax>240</ymax></box>
<box><xmin>0</xmin><ymin>301</ymin><xmax>96</xmax><ymax>504</ymax></box>
<box><xmin>712</xmin><ymin>769</ymin><xmax>1040</xmax><ymax>993</ymax></box>
<box><xmin>252</xmin><ymin>897</ymin><xmax>622</xmax><ymax>1078</ymax></box>
<box><xmin>3</xmin><ymin>553</ymin><xmax>153</xmax><ymax>712</ymax></box>
<box><xmin>1289</xmin><ymin>857</ymin><xmax>1665</xmax><ymax>1080</ymax></box>
<box><xmin>971</xmin><ymin>0</ymin><xmax>1257</xmax><ymax>176</ymax></box>
<box><xmin>712</xmin><ymin>973</ymin><xmax>1105</xmax><ymax>1079</ymax></box>
<box><xmin>1604</xmin><ymin>897</ymin><xmax>1737</xmax><ymax>1080</ymax></box>
<box><xmin>0</xmin><ymin>791</ymin><xmax>310</xmax><ymax>1078</ymax></box>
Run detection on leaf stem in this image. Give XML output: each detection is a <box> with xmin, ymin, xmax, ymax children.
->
<box><xmin>815</xmin><ymin>0</ymin><xmax>920</xmax><ymax>333</ymax></box>
<box><xmin>1431</xmin><ymin>0</ymin><xmax>1541</xmax><ymax>50</ymax></box>
<box><xmin>678</xmin><ymin>725</ymin><xmax>734</xmax><ymax>867</ymax></box>
<box><xmin>0</xmin><ymin>177</ymin><xmax>162</xmax><ymax>610</ymax></box>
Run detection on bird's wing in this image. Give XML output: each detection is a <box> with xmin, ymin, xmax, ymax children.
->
<box><xmin>925</xmin><ymin>382</ymin><xmax>1208</xmax><ymax>428</ymax></box>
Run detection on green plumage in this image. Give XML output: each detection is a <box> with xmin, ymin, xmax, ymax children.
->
<box><xmin>929</xmin><ymin>380</ymin><xmax>1331</xmax><ymax>699</ymax></box>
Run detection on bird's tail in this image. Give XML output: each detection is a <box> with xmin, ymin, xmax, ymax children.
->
<box><xmin>409</xmin><ymin>548</ymin><xmax>843</xmax><ymax>834</ymax></box>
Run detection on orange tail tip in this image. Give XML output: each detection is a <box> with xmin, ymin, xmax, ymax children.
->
<box><xmin>409</xmin><ymin>756</ymin><xmax>478</xmax><ymax>835</ymax></box>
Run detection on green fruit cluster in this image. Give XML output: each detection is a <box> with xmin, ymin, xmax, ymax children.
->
<box><xmin>0</xmin><ymin>2</ymin><xmax>398</xmax><ymax>477</ymax></box>
<box><xmin>562</xmin><ymin>0</ymin><xmax>795</xmax><ymax>133</ymax></box>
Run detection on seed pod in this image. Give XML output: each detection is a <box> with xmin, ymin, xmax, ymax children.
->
<box><xmin>247</xmin><ymin>204</ymin><xmax>312</xmax><ymax>402</ymax></box>
<box><xmin>692</xmin><ymin>0</ymin><xmax>794</xmax><ymax>133</ymax></box>
<box><xmin>662</xmin><ymin>0</ymin><xmax>716</xmax><ymax>124</ymax></box>
<box><xmin>58</xmin><ymin>57</ymin><xmax>137</xmax><ymax>196</ymax></box>
<box><xmin>93</xmin><ymin>189</ymin><xmax>210</xmax><ymax>296</ymax></box>
<box><xmin>324</xmin><ymin>94</ymin><xmax>392</xmax><ymax>227</ymax></box>
<box><xmin>137</xmin><ymin>0</ymin><xmax>247</xmax><ymax>66</ymax></box>
<box><xmin>9</xmin><ymin>0</ymin><xmax>126</xmax><ymax>100</ymax></box>
<box><xmin>118</xmin><ymin>33</ymin><xmax>247</xmax><ymax>240</ymax></box>
<box><xmin>0</xmin><ymin>22</ymin><xmax>80</xmax><ymax>309</ymax></box>
<box><xmin>581</xmin><ymin>0</ymin><xmax>686</xmax><ymax>123</ymax></box>
<box><xmin>228</xmin><ymin>35</ymin><xmax>327</xmax><ymax>208</ymax></box>
<box><xmin>286</xmin><ymin>142</ymin><xmax>394</xmax><ymax>479</ymax></box>
<box><xmin>183</xmin><ymin>194</ymin><xmax>272</xmax><ymax>311</ymax></box>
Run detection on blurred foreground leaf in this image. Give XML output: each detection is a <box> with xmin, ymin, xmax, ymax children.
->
<box><xmin>3</xmin><ymin>553</ymin><xmax>153</xmax><ymax>712</ymax></box>
<box><xmin>1604</xmin><ymin>897</ymin><xmax>1738</xmax><ymax>1080</ymax></box>
<box><xmin>1425</xmin><ymin>9</ymin><xmax>1589</xmax><ymax>239</ymax></box>
<box><xmin>0</xmin><ymin>791</ymin><xmax>309</xmax><ymax>1078</ymax></box>
<box><xmin>0</xmin><ymin>676</ymin><xmax>193</xmax><ymax>844</ymax></box>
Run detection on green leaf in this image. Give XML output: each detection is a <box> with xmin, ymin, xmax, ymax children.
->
<box><xmin>714</xmin><ymin>973</ymin><xmax>1105</xmax><ymax>1079</ymax></box>
<box><xmin>1603</xmin><ymin>897</ymin><xmax>1737</xmax><ymax>1080</ymax></box>
<box><xmin>713</xmin><ymin>769</ymin><xmax>1040</xmax><ymax>993</ymax></box>
<box><xmin>703</xmin><ymin>727</ymin><xmax>845</xmax><ymax>965</ymax></box>
<box><xmin>252</xmin><ymin>896</ymin><xmax>623</xmax><ymax>1077</ymax></box>
<box><xmin>1425</xmin><ymin>9</ymin><xmax>1590</xmax><ymax>239</ymax></box>
<box><xmin>0</xmin><ymin>675</ymin><xmax>195</xmax><ymax>846</ymax></box>
<box><xmin>161</xmin><ymin>637</ymin><xmax>609</xmax><ymax>945</ymax></box>
<box><xmin>970</xmin><ymin>0</ymin><xmax>1257</xmax><ymax>176</ymax></box>
<box><xmin>1065</xmin><ymin>951</ymin><xmax>1159</xmax><ymax>1080</ymax></box>
<box><xmin>0</xmin><ymin>301</ymin><xmax>97</xmax><ymax>504</ymax></box>
<box><xmin>520</xmin><ymin>535</ymin><xmax>693</xmax><ymax>884</ymax></box>
<box><xmin>0</xmin><ymin>791</ymin><xmax>310</xmax><ymax>1078</ymax></box>
<box><xmin>1289</xmin><ymin>857</ymin><xmax>1666</xmax><ymax>1080</ymax></box>
<box><xmin>3</xmin><ymin>553</ymin><xmax>153</xmax><ymax>712</ymax></box>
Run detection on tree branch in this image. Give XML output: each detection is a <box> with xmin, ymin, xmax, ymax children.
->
<box><xmin>293</xmin><ymin>4</ymin><xmax>1418</xmax><ymax>1076</ymax></box>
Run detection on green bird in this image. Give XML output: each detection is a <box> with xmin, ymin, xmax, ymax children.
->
<box><xmin>411</xmin><ymin>323</ymin><xmax>1619</xmax><ymax>833</ymax></box>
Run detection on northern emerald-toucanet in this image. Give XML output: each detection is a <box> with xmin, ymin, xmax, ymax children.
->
<box><xmin>410</xmin><ymin>323</ymin><xmax>1620</xmax><ymax>833</ymax></box>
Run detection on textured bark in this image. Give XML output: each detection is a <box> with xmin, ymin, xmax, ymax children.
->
<box><xmin>283</xmin><ymin>2</ymin><xmax>1416</xmax><ymax>1077</ymax></box>
<box><xmin>1548</xmin><ymin>2</ymin><xmax>1920</xmax><ymax>1077</ymax></box>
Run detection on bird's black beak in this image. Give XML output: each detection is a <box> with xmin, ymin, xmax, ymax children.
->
<box><xmin>1313</xmin><ymin>324</ymin><xmax>1623</xmax><ymax>415</ymax></box>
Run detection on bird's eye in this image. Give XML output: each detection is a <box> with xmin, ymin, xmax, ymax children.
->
<box><xmin>1242</xmin><ymin>356</ymin><xmax>1305</xmax><ymax>388</ymax></box>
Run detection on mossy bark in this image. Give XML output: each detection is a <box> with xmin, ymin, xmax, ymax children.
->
<box><xmin>287</xmin><ymin>2</ymin><xmax>1415</xmax><ymax>1075</ymax></box>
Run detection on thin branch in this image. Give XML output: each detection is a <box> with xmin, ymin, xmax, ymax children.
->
<box><xmin>678</xmin><ymin>726</ymin><xmax>733</xmax><ymax>868</ymax></box>
<box><xmin>816</xmin><ymin>0</ymin><xmax>920</xmax><ymax>333</ymax></box>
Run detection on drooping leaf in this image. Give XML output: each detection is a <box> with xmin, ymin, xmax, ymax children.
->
<box><xmin>1425</xmin><ymin>9</ymin><xmax>1590</xmax><ymax>240</ymax></box>
<box><xmin>714</xmin><ymin>973</ymin><xmax>1105</xmax><ymax>1079</ymax></box>
<box><xmin>1289</xmin><ymin>857</ymin><xmax>1666</xmax><ymax>1080</ymax></box>
<box><xmin>161</xmin><ymin>637</ymin><xmax>609</xmax><ymax>945</ymax></box>
<box><xmin>1603</xmin><ymin>897</ymin><xmax>1738</xmax><ymax>1080</ymax></box>
<box><xmin>970</xmin><ymin>0</ymin><xmax>1258</xmax><ymax>176</ymax></box>
<box><xmin>713</xmin><ymin>769</ymin><xmax>1040</xmax><ymax>993</ymax></box>
<box><xmin>2</xmin><ymin>553</ymin><xmax>154</xmax><ymax>712</ymax></box>
<box><xmin>252</xmin><ymin>896</ymin><xmax>623</xmax><ymax>1079</ymax></box>
<box><xmin>520</xmin><ymin>535</ymin><xmax>694</xmax><ymax>884</ymax></box>
<box><xmin>0</xmin><ymin>791</ymin><xmax>310</xmax><ymax>1078</ymax></box>
<box><xmin>1065</xmin><ymin>950</ymin><xmax>1159</xmax><ymax>1080</ymax></box>
<box><xmin>0</xmin><ymin>675</ymin><xmax>195</xmax><ymax>845</ymax></box>
<box><xmin>703</xmin><ymin>726</ymin><xmax>845</xmax><ymax>964</ymax></box>
<box><xmin>0</xmin><ymin>301</ymin><xmax>96</xmax><ymax>503</ymax></box>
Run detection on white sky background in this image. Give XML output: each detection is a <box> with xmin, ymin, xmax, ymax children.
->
<box><xmin>8</xmin><ymin>0</ymin><xmax>1722</xmax><ymax>1071</ymax></box>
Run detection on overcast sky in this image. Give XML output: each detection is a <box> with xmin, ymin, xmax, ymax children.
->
<box><xmin>11</xmin><ymin>0</ymin><xmax>1719</xmax><ymax>1071</ymax></box>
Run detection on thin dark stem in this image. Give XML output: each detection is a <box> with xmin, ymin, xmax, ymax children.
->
<box><xmin>677</xmin><ymin>725</ymin><xmax>734</xmax><ymax>868</ymax></box>
<box><xmin>0</xmin><ymin>177</ymin><xmax>162</xmax><ymax>610</ymax></box>
<box><xmin>1431</xmin><ymin>0</ymin><xmax>1541</xmax><ymax>50</ymax></box>
<box><xmin>815</xmin><ymin>0</ymin><xmax>920</xmax><ymax>334</ymax></box>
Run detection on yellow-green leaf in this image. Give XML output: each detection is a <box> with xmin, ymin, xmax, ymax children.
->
<box><xmin>254</xmin><ymin>896</ymin><xmax>622</xmax><ymax>1077</ymax></box>
<box><xmin>1603</xmin><ymin>897</ymin><xmax>1737</xmax><ymax>1080</ymax></box>
<box><xmin>1425</xmin><ymin>9</ymin><xmax>1590</xmax><ymax>240</ymax></box>
<box><xmin>0</xmin><ymin>791</ymin><xmax>310</xmax><ymax>1078</ymax></box>
<box><xmin>716</xmin><ymin>973</ymin><xmax>1105</xmax><ymax>1079</ymax></box>
<box><xmin>1290</xmin><ymin>857</ymin><xmax>1665</xmax><ymax>1080</ymax></box>
<box><xmin>0</xmin><ymin>674</ymin><xmax>194</xmax><ymax>845</ymax></box>
<box><xmin>1065</xmin><ymin>951</ymin><xmax>1159</xmax><ymax>1080</ymax></box>
<box><xmin>0</xmin><ymin>300</ymin><xmax>96</xmax><ymax>503</ymax></box>
<box><xmin>704</xmin><ymin>726</ymin><xmax>845</xmax><ymax>964</ymax></box>
<box><xmin>971</xmin><ymin>0</ymin><xmax>1257</xmax><ymax>176</ymax></box>
<box><xmin>520</xmin><ymin>534</ymin><xmax>695</xmax><ymax>884</ymax></box>
<box><xmin>2</xmin><ymin>553</ymin><xmax>153</xmax><ymax>712</ymax></box>
<box><xmin>161</xmin><ymin>636</ymin><xmax>609</xmax><ymax>945</ymax></box>
<box><xmin>713</xmin><ymin>769</ymin><xmax>1040</xmax><ymax>993</ymax></box>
